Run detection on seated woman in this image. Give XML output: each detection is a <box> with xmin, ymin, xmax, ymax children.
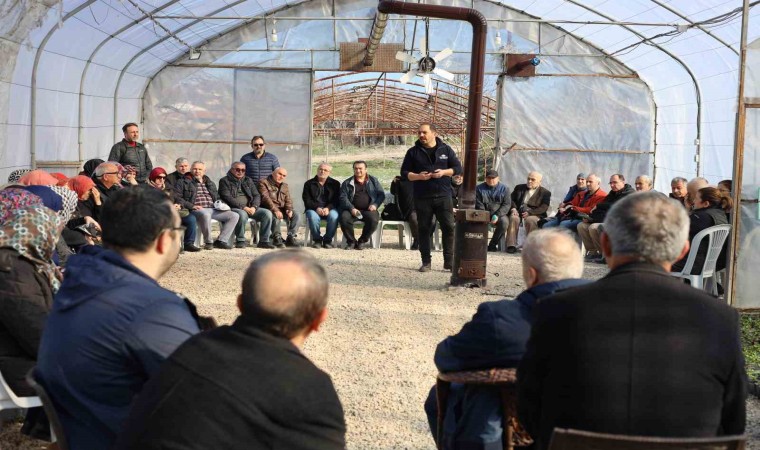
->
<box><xmin>671</xmin><ymin>186</ymin><xmax>732</xmax><ymax>275</ymax></box>
<box><xmin>0</xmin><ymin>190</ymin><xmax>63</xmax><ymax>440</ymax></box>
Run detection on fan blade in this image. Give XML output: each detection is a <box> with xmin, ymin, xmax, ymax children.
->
<box><xmin>400</xmin><ymin>69</ymin><xmax>417</xmax><ymax>84</ymax></box>
<box><xmin>420</xmin><ymin>37</ymin><xmax>427</xmax><ymax>56</ymax></box>
<box><xmin>395</xmin><ymin>51</ymin><xmax>418</xmax><ymax>64</ymax></box>
<box><xmin>423</xmin><ymin>74</ymin><xmax>433</xmax><ymax>94</ymax></box>
<box><xmin>433</xmin><ymin>47</ymin><xmax>453</xmax><ymax>62</ymax></box>
<box><xmin>433</xmin><ymin>67</ymin><xmax>455</xmax><ymax>81</ymax></box>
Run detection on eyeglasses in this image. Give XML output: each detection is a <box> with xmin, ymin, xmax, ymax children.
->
<box><xmin>156</xmin><ymin>176</ymin><xmax>166</xmax><ymax>180</ymax></box>
<box><xmin>233</xmin><ymin>168</ymin><xmax>246</xmax><ymax>172</ymax></box>
<box><xmin>103</xmin><ymin>171</ymin><xmax>119</xmax><ymax>175</ymax></box>
<box><xmin>252</xmin><ymin>143</ymin><xmax>265</xmax><ymax>147</ymax></box>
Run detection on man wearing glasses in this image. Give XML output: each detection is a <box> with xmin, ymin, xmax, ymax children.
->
<box><xmin>36</xmin><ymin>186</ymin><xmax>204</xmax><ymax>450</ymax></box>
<box><xmin>241</xmin><ymin>136</ymin><xmax>281</xmax><ymax>182</ymax></box>
<box><xmin>219</xmin><ymin>162</ymin><xmax>275</xmax><ymax>249</ymax></box>
<box><xmin>92</xmin><ymin>162</ymin><xmax>123</xmax><ymax>202</ymax></box>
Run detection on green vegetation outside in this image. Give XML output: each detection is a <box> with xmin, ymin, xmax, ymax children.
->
<box><xmin>741</xmin><ymin>313</ymin><xmax>760</xmax><ymax>384</ymax></box>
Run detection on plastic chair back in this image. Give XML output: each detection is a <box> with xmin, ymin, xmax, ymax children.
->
<box><xmin>671</xmin><ymin>224</ymin><xmax>730</xmax><ymax>294</ymax></box>
<box><xmin>0</xmin><ymin>369</ymin><xmax>41</xmax><ymax>411</ymax></box>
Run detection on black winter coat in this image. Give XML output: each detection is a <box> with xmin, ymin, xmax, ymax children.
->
<box><xmin>303</xmin><ymin>176</ymin><xmax>341</xmax><ymax>211</ymax></box>
<box><xmin>108</xmin><ymin>140</ymin><xmax>153</xmax><ymax>183</ymax></box>
<box><xmin>589</xmin><ymin>184</ymin><xmax>636</xmax><ymax>223</ymax></box>
<box><xmin>218</xmin><ymin>173</ymin><xmax>261</xmax><ymax>209</ymax></box>
<box><xmin>400</xmin><ymin>137</ymin><xmax>463</xmax><ymax>199</ymax></box>
<box><xmin>174</xmin><ymin>175</ymin><xmax>220</xmax><ymax>210</ymax></box>
<box><xmin>0</xmin><ymin>249</ymin><xmax>52</xmax><ymax>397</ymax></box>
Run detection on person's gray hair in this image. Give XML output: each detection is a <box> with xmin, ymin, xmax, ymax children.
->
<box><xmin>671</xmin><ymin>177</ymin><xmax>688</xmax><ymax>185</ymax></box>
<box><xmin>175</xmin><ymin>157</ymin><xmax>188</xmax><ymax>166</ymax></box>
<box><xmin>94</xmin><ymin>162</ymin><xmax>116</xmax><ymax>178</ymax></box>
<box><xmin>522</xmin><ymin>229</ymin><xmax>584</xmax><ymax>283</ymax></box>
<box><xmin>603</xmin><ymin>192</ymin><xmax>689</xmax><ymax>264</ymax></box>
<box><xmin>240</xmin><ymin>249</ymin><xmax>329</xmax><ymax>339</ymax></box>
<box><xmin>636</xmin><ymin>175</ymin><xmax>652</xmax><ymax>186</ymax></box>
<box><xmin>586</xmin><ymin>173</ymin><xmax>599</xmax><ymax>182</ymax></box>
<box><xmin>230</xmin><ymin>161</ymin><xmax>245</xmax><ymax>169</ymax></box>
<box><xmin>191</xmin><ymin>160</ymin><xmax>205</xmax><ymax>167</ymax></box>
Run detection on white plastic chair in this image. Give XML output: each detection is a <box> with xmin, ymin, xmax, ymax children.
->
<box><xmin>671</xmin><ymin>224</ymin><xmax>731</xmax><ymax>295</ymax></box>
<box><xmin>372</xmin><ymin>220</ymin><xmax>412</xmax><ymax>250</ymax></box>
<box><xmin>0</xmin><ymin>369</ymin><xmax>42</xmax><ymax>411</ymax></box>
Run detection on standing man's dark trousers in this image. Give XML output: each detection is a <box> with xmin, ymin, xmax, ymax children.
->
<box><xmin>339</xmin><ymin>210</ymin><xmax>380</xmax><ymax>245</ymax></box>
<box><xmin>417</xmin><ymin>196</ymin><xmax>455</xmax><ymax>266</ymax></box>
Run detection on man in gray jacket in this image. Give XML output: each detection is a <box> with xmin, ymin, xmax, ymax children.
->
<box><xmin>218</xmin><ymin>161</ymin><xmax>275</xmax><ymax>249</ymax></box>
<box><xmin>108</xmin><ymin>122</ymin><xmax>153</xmax><ymax>183</ymax></box>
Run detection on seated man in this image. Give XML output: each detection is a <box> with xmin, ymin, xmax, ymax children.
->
<box><xmin>451</xmin><ymin>174</ymin><xmax>463</xmax><ymax>210</ymax></box>
<box><xmin>36</xmin><ymin>186</ymin><xmax>204</xmax><ymax>450</ymax></box>
<box><xmin>424</xmin><ymin>229</ymin><xmax>587</xmax><ymax>450</ymax></box>
<box><xmin>518</xmin><ymin>192</ymin><xmax>746</xmax><ymax>450</ymax></box>
<box><xmin>339</xmin><ymin>161</ymin><xmax>385</xmax><ymax>250</ymax></box>
<box><xmin>686</xmin><ymin>176</ymin><xmax>710</xmax><ymax>210</ymax></box>
<box><xmin>114</xmin><ymin>250</ymin><xmax>346</xmax><ymax>450</ymax></box>
<box><xmin>303</xmin><ymin>163</ymin><xmax>341</xmax><ymax>249</ymax></box>
<box><xmin>506</xmin><ymin>171</ymin><xmax>551</xmax><ymax>253</ymax></box>
<box><xmin>174</xmin><ymin>161</ymin><xmax>239</xmax><ymax>250</ymax></box>
<box><xmin>476</xmin><ymin>170</ymin><xmax>511</xmax><ymax>252</ymax></box>
<box><xmin>218</xmin><ymin>161</ymin><xmax>274</xmax><ymax>249</ymax></box>
<box><xmin>543</xmin><ymin>174</ymin><xmax>606</xmax><ymax>231</ymax></box>
<box><xmin>258</xmin><ymin>167</ymin><xmax>301</xmax><ymax>248</ymax></box>
<box><xmin>669</xmin><ymin>176</ymin><xmax>688</xmax><ymax>207</ymax></box>
<box><xmin>560</xmin><ymin>173</ymin><xmax>587</xmax><ymax>207</ymax></box>
<box><xmin>577</xmin><ymin>173</ymin><xmax>634</xmax><ymax>262</ymax></box>
<box><xmin>165</xmin><ymin>157</ymin><xmax>189</xmax><ymax>191</ymax></box>
<box><xmin>634</xmin><ymin>174</ymin><xmax>653</xmax><ymax>192</ymax></box>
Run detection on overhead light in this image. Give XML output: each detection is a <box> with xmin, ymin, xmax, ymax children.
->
<box><xmin>189</xmin><ymin>48</ymin><xmax>201</xmax><ymax>60</ymax></box>
<box><xmin>271</xmin><ymin>19</ymin><xmax>278</xmax><ymax>43</ymax></box>
<box><xmin>495</xmin><ymin>31</ymin><xmax>502</xmax><ymax>48</ymax></box>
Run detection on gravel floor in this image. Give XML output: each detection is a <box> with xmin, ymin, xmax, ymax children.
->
<box><xmin>2</xmin><ymin>232</ymin><xmax>759</xmax><ymax>449</ymax></box>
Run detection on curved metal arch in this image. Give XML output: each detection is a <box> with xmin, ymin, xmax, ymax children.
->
<box><xmin>562</xmin><ymin>0</ymin><xmax>703</xmax><ymax>177</ymax></box>
<box><xmin>649</xmin><ymin>0</ymin><xmax>738</xmax><ymax>56</ymax></box>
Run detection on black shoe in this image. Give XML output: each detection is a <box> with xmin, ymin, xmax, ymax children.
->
<box><xmin>184</xmin><ymin>243</ymin><xmax>201</xmax><ymax>252</ymax></box>
<box><xmin>257</xmin><ymin>241</ymin><xmax>276</xmax><ymax>249</ymax></box>
<box><xmin>443</xmin><ymin>260</ymin><xmax>452</xmax><ymax>271</ymax></box>
<box><xmin>235</xmin><ymin>241</ymin><xmax>248</xmax><ymax>249</ymax></box>
<box><xmin>310</xmin><ymin>239</ymin><xmax>322</xmax><ymax>249</ymax></box>
<box><xmin>487</xmin><ymin>244</ymin><xmax>499</xmax><ymax>252</ymax></box>
<box><xmin>213</xmin><ymin>240</ymin><xmax>232</xmax><ymax>250</ymax></box>
<box><xmin>273</xmin><ymin>235</ymin><xmax>286</xmax><ymax>248</ymax></box>
<box><xmin>322</xmin><ymin>240</ymin><xmax>333</xmax><ymax>249</ymax></box>
<box><xmin>411</xmin><ymin>239</ymin><xmax>419</xmax><ymax>250</ymax></box>
<box><xmin>506</xmin><ymin>246</ymin><xmax>517</xmax><ymax>254</ymax></box>
<box><xmin>419</xmin><ymin>263</ymin><xmax>432</xmax><ymax>272</ymax></box>
<box><xmin>355</xmin><ymin>240</ymin><xmax>369</xmax><ymax>250</ymax></box>
<box><xmin>344</xmin><ymin>241</ymin><xmax>355</xmax><ymax>250</ymax></box>
<box><xmin>204</xmin><ymin>243</ymin><xmax>214</xmax><ymax>250</ymax></box>
<box><xmin>285</xmin><ymin>236</ymin><xmax>302</xmax><ymax>247</ymax></box>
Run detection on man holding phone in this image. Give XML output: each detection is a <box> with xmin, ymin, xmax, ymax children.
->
<box><xmin>401</xmin><ymin>123</ymin><xmax>462</xmax><ymax>272</ymax></box>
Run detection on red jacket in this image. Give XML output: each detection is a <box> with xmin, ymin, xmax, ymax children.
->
<box><xmin>570</xmin><ymin>188</ymin><xmax>607</xmax><ymax>214</ymax></box>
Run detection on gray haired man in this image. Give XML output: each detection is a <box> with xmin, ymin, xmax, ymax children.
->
<box><xmin>518</xmin><ymin>192</ymin><xmax>746</xmax><ymax>450</ymax></box>
<box><xmin>166</xmin><ymin>157</ymin><xmax>189</xmax><ymax>191</ymax></box>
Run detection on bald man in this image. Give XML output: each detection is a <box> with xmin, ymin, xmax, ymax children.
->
<box><xmin>635</xmin><ymin>175</ymin><xmax>653</xmax><ymax>192</ymax></box>
<box><xmin>686</xmin><ymin>177</ymin><xmax>710</xmax><ymax>210</ymax></box>
<box><xmin>114</xmin><ymin>250</ymin><xmax>346</xmax><ymax>450</ymax></box>
<box><xmin>259</xmin><ymin>167</ymin><xmax>301</xmax><ymax>247</ymax></box>
<box><xmin>505</xmin><ymin>172</ymin><xmax>552</xmax><ymax>253</ymax></box>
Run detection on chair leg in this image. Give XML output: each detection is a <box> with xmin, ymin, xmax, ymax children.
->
<box><xmin>436</xmin><ymin>379</ymin><xmax>451</xmax><ymax>450</ymax></box>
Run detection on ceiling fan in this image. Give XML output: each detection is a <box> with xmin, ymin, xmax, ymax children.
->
<box><xmin>395</xmin><ymin>20</ymin><xmax>455</xmax><ymax>94</ymax></box>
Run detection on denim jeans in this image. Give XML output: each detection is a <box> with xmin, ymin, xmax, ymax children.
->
<box><xmin>543</xmin><ymin>218</ymin><xmax>582</xmax><ymax>231</ymax></box>
<box><xmin>305</xmin><ymin>209</ymin><xmax>339</xmax><ymax>243</ymax></box>
<box><xmin>232</xmin><ymin>208</ymin><xmax>273</xmax><ymax>243</ymax></box>
<box><xmin>181</xmin><ymin>213</ymin><xmax>197</xmax><ymax>245</ymax></box>
<box><xmin>270</xmin><ymin>209</ymin><xmax>300</xmax><ymax>239</ymax></box>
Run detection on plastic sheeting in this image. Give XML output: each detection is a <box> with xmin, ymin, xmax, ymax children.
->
<box><xmin>143</xmin><ymin>67</ymin><xmax>312</xmax><ymax>213</ymax></box>
<box><xmin>496</xmin><ymin>73</ymin><xmax>654</xmax><ymax>205</ymax></box>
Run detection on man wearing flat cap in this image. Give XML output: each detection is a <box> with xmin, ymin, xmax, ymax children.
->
<box><xmin>476</xmin><ymin>170</ymin><xmax>511</xmax><ymax>252</ymax></box>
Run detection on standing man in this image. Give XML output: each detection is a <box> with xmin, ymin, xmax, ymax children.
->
<box><xmin>241</xmin><ymin>135</ymin><xmax>280</xmax><ymax>182</ymax></box>
<box><xmin>108</xmin><ymin>122</ymin><xmax>153</xmax><ymax>184</ymax></box>
<box><xmin>518</xmin><ymin>192</ymin><xmax>746</xmax><ymax>450</ymax></box>
<box><xmin>506</xmin><ymin>171</ymin><xmax>551</xmax><ymax>253</ymax></box>
<box><xmin>36</xmin><ymin>186</ymin><xmax>203</xmax><ymax>450</ymax></box>
<box><xmin>303</xmin><ymin>163</ymin><xmax>341</xmax><ymax>249</ymax></box>
<box><xmin>476</xmin><ymin>170</ymin><xmax>511</xmax><ymax>252</ymax></box>
<box><xmin>258</xmin><ymin>167</ymin><xmax>301</xmax><ymax>248</ymax></box>
<box><xmin>218</xmin><ymin>161</ymin><xmax>275</xmax><ymax>249</ymax></box>
<box><xmin>400</xmin><ymin>123</ymin><xmax>462</xmax><ymax>272</ymax></box>
<box><xmin>339</xmin><ymin>161</ymin><xmax>385</xmax><ymax>250</ymax></box>
<box><xmin>166</xmin><ymin>157</ymin><xmax>189</xmax><ymax>191</ymax></box>
<box><xmin>174</xmin><ymin>161</ymin><xmax>239</xmax><ymax>250</ymax></box>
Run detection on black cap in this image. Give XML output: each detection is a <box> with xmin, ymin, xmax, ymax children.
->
<box><xmin>485</xmin><ymin>169</ymin><xmax>499</xmax><ymax>178</ymax></box>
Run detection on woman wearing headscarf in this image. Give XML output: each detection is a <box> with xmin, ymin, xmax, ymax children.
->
<box><xmin>18</xmin><ymin>169</ymin><xmax>60</xmax><ymax>186</ymax></box>
<box><xmin>148</xmin><ymin>167</ymin><xmax>198</xmax><ymax>251</ymax></box>
<box><xmin>0</xmin><ymin>194</ymin><xmax>62</xmax><ymax>441</ymax></box>
<box><xmin>68</xmin><ymin>174</ymin><xmax>104</xmax><ymax>223</ymax></box>
<box><xmin>80</xmin><ymin>158</ymin><xmax>104</xmax><ymax>178</ymax></box>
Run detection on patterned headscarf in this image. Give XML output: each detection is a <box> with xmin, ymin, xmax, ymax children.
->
<box><xmin>0</xmin><ymin>188</ymin><xmax>44</xmax><ymax>224</ymax></box>
<box><xmin>7</xmin><ymin>169</ymin><xmax>32</xmax><ymax>184</ymax></box>
<box><xmin>50</xmin><ymin>185</ymin><xmax>79</xmax><ymax>223</ymax></box>
<box><xmin>0</xmin><ymin>205</ymin><xmax>63</xmax><ymax>292</ymax></box>
<box><xmin>20</xmin><ymin>186</ymin><xmax>62</xmax><ymax>213</ymax></box>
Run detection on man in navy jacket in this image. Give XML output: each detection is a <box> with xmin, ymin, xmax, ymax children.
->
<box><xmin>400</xmin><ymin>123</ymin><xmax>462</xmax><ymax>272</ymax></box>
<box><xmin>424</xmin><ymin>229</ymin><xmax>587</xmax><ymax>450</ymax></box>
<box><xmin>36</xmin><ymin>186</ymin><xmax>203</xmax><ymax>450</ymax></box>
